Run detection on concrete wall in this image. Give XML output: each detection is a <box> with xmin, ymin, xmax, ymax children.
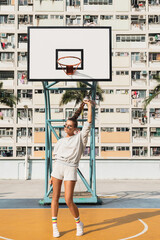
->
<box><xmin>1</xmin><ymin>159</ymin><xmax>160</xmax><ymax>180</ymax></box>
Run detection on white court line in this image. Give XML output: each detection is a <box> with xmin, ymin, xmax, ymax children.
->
<box><xmin>0</xmin><ymin>236</ymin><xmax>14</xmax><ymax>240</ymax></box>
<box><xmin>0</xmin><ymin>218</ymin><xmax>148</xmax><ymax>240</ymax></box>
<box><xmin>119</xmin><ymin>218</ymin><xmax>148</xmax><ymax>240</ymax></box>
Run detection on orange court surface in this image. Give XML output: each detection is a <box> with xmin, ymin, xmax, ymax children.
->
<box><xmin>0</xmin><ymin>208</ymin><xmax>160</xmax><ymax>240</ymax></box>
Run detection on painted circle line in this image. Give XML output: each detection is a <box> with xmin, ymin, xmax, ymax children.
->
<box><xmin>0</xmin><ymin>237</ymin><xmax>14</xmax><ymax>240</ymax></box>
<box><xmin>0</xmin><ymin>218</ymin><xmax>148</xmax><ymax>240</ymax></box>
<box><xmin>119</xmin><ymin>218</ymin><xmax>148</xmax><ymax>240</ymax></box>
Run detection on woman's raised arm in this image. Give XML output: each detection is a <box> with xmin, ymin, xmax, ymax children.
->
<box><xmin>83</xmin><ymin>99</ymin><xmax>94</xmax><ymax>123</ymax></box>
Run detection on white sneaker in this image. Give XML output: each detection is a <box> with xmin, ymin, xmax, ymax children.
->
<box><xmin>76</xmin><ymin>221</ymin><xmax>84</xmax><ymax>236</ymax></box>
<box><xmin>53</xmin><ymin>226</ymin><xmax>60</xmax><ymax>238</ymax></box>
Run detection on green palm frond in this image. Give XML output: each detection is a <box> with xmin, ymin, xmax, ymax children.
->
<box><xmin>143</xmin><ymin>84</ymin><xmax>160</xmax><ymax>110</ymax></box>
<box><xmin>88</xmin><ymin>83</ymin><xmax>104</xmax><ymax>101</ymax></box>
<box><xmin>0</xmin><ymin>94</ymin><xmax>17</xmax><ymax>107</ymax></box>
<box><xmin>0</xmin><ymin>82</ymin><xmax>18</xmax><ymax>107</ymax></box>
<box><xmin>59</xmin><ymin>81</ymin><xmax>104</xmax><ymax>108</ymax></box>
<box><xmin>153</xmin><ymin>76</ymin><xmax>160</xmax><ymax>82</ymax></box>
<box><xmin>59</xmin><ymin>90</ymin><xmax>82</xmax><ymax>106</ymax></box>
<box><xmin>0</xmin><ymin>82</ymin><xmax>3</xmax><ymax>90</ymax></box>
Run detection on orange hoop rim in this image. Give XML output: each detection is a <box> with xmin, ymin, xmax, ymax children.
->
<box><xmin>57</xmin><ymin>56</ymin><xmax>82</xmax><ymax>67</ymax></box>
<box><xmin>57</xmin><ymin>56</ymin><xmax>82</xmax><ymax>75</ymax></box>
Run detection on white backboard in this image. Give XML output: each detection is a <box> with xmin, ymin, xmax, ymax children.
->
<box><xmin>27</xmin><ymin>26</ymin><xmax>112</xmax><ymax>81</ymax></box>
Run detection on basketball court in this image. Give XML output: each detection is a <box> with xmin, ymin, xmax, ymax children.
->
<box><xmin>1</xmin><ymin>180</ymin><xmax>160</xmax><ymax>240</ymax></box>
<box><xmin>0</xmin><ymin>208</ymin><xmax>160</xmax><ymax>240</ymax></box>
<box><xmin>1</xmin><ymin>26</ymin><xmax>159</xmax><ymax>240</ymax></box>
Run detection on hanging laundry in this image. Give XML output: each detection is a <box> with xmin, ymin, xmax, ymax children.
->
<box><xmin>1</xmin><ymin>42</ymin><xmax>5</xmax><ymax>49</ymax></box>
<box><xmin>155</xmin><ymin>35</ymin><xmax>158</xmax><ymax>41</ymax></box>
<box><xmin>20</xmin><ymin>79</ymin><xmax>24</xmax><ymax>84</ymax></box>
<box><xmin>134</xmin><ymin>91</ymin><xmax>138</xmax><ymax>97</ymax></box>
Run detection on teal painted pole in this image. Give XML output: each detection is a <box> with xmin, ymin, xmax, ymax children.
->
<box><xmin>46</xmin><ymin>81</ymin><xmax>60</xmax><ymax>89</ymax></box>
<box><xmin>92</xmin><ymin>81</ymin><xmax>97</xmax><ymax>197</ymax></box>
<box><xmin>43</xmin><ymin>81</ymin><xmax>49</xmax><ymax>198</ymax></box>
<box><xmin>41</xmin><ymin>81</ymin><xmax>99</xmax><ymax>204</ymax></box>
<box><xmin>46</xmin><ymin>88</ymin><xmax>53</xmax><ymax>175</ymax></box>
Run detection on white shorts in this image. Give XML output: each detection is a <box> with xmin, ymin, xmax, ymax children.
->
<box><xmin>51</xmin><ymin>161</ymin><xmax>78</xmax><ymax>181</ymax></box>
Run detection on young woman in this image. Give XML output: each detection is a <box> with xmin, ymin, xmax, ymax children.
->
<box><xmin>49</xmin><ymin>99</ymin><xmax>93</xmax><ymax>238</ymax></box>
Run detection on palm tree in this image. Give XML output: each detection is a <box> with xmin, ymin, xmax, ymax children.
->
<box><xmin>0</xmin><ymin>82</ymin><xmax>19</xmax><ymax>107</ymax></box>
<box><xmin>143</xmin><ymin>76</ymin><xmax>160</xmax><ymax>110</ymax></box>
<box><xmin>59</xmin><ymin>81</ymin><xmax>104</xmax><ymax>120</ymax></box>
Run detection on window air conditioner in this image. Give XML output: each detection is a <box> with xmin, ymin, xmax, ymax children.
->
<box><xmin>83</xmin><ymin>112</ymin><xmax>88</xmax><ymax>117</ymax></box>
<box><xmin>28</xmin><ymin>0</ymin><xmax>33</xmax><ymax>4</ymax></box>
<box><xmin>17</xmin><ymin>147</ymin><xmax>22</xmax><ymax>151</ymax></box>
<box><xmin>149</xmin><ymin>36</ymin><xmax>155</xmax><ymax>42</ymax></box>
<box><xmin>8</xmin><ymin>15</ymin><xmax>15</xmax><ymax>19</ymax></box>
<box><xmin>18</xmin><ymin>132</ymin><xmax>22</xmax><ymax>137</ymax></box>
<box><xmin>1</xmin><ymin>33</ymin><xmax>7</xmax><ymax>37</ymax></box>
<box><xmin>140</xmin><ymin>54</ymin><xmax>145</xmax><ymax>60</ymax></box>
<box><xmin>140</xmin><ymin>56</ymin><xmax>145</xmax><ymax>61</ymax></box>
<box><xmin>84</xmin><ymin>15</ymin><xmax>90</xmax><ymax>20</ymax></box>
<box><xmin>22</xmin><ymin>90</ymin><xmax>27</xmax><ymax>93</ymax></box>
<box><xmin>70</xmin><ymin>15</ymin><xmax>76</xmax><ymax>20</ymax></box>
<box><xmin>139</xmin><ymin>15</ymin><xmax>144</xmax><ymax>19</ymax></box>
<box><xmin>151</xmin><ymin>127</ymin><xmax>156</xmax><ymax>132</ymax></box>
<box><xmin>151</xmin><ymin>71</ymin><xmax>157</xmax><ymax>74</ymax></box>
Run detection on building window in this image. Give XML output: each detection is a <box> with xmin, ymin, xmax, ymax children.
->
<box><xmin>101</xmin><ymin>146</ymin><xmax>114</xmax><ymax>151</ymax></box>
<box><xmin>101</xmin><ymin>127</ymin><xmax>114</xmax><ymax>132</ymax></box>
<box><xmin>116</xmin><ymin>71</ymin><xmax>129</xmax><ymax>75</ymax></box>
<box><xmin>116</xmin><ymin>15</ymin><xmax>129</xmax><ymax>20</ymax></box>
<box><xmin>101</xmin><ymin>108</ymin><xmax>114</xmax><ymax>113</ymax></box>
<box><xmin>116</xmin><ymin>146</ymin><xmax>130</xmax><ymax>151</ymax></box>
<box><xmin>35</xmin><ymin>89</ymin><xmax>44</xmax><ymax>94</ymax></box>
<box><xmin>116</xmin><ymin>108</ymin><xmax>129</xmax><ymax>113</ymax></box>
<box><xmin>84</xmin><ymin>0</ymin><xmax>112</xmax><ymax>5</ymax></box>
<box><xmin>83</xmin><ymin>146</ymin><xmax>99</xmax><ymax>156</ymax></box>
<box><xmin>132</xmin><ymin>147</ymin><xmax>148</xmax><ymax>156</ymax></box>
<box><xmin>116</xmin><ymin>127</ymin><xmax>129</xmax><ymax>132</ymax></box>
<box><xmin>0</xmin><ymin>146</ymin><xmax>13</xmax><ymax>157</ymax></box>
<box><xmin>115</xmin><ymin>52</ymin><xmax>129</xmax><ymax>57</ymax></box>
<box><xmin>116</xmin><ymin>89</ymin><xmax>129</xmax><ymax>94</ymax></box>
<box><xmin>116</xmin><ymin>35</ymin><xmax>145</xmax><ymax>42</ymax></box>
<box><xmin>104</xmin><ymin>89</ymin><xmax>114</xmax><ymax>94</ymax></box>
<box><xmin>151</xmin><ymin>147</ymin><xmax>160</xmax><ymax>156</ymax></box>
<box><xmin>100</xmin><ymin>15</ymin><xmax>113</xmax><ymax>20</ymax></box>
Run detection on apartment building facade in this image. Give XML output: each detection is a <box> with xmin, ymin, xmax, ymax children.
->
<box><xmin>1</xmin><ymin>0</ymin><xmax>160</xmax><ymax>179</ymax></box>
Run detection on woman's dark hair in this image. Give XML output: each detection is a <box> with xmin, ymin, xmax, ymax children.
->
<box><xmin>68</xmin><ymin>102</ymin><xmax>85</xmax><ymax>128</ymax></box>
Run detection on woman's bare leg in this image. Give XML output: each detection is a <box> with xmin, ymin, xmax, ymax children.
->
<box><xmin>64</xmin><ymin>180</ymin><xmax>84</xmax><ymax>236</ymax></box>
<box><xmin>64</xmin><ymin>180</ymin><xmax>79</xmax><ymax>218</ymax></box>
<box><xmin>51</xmin><ymin>177</ymin><xmax>62</xmax><ymax>217</ymax></box>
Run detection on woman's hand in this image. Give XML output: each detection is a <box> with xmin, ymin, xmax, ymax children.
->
<box><xmin>83</xmin><ymin>99</ymin><xmax>96</xmax><ymax>106</ymax></box>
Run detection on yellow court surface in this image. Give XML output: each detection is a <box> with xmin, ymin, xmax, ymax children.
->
<box><xmin>0</xmin><ymin>208</ymin><xmax>160</xmax><ymax>240</ymax></box>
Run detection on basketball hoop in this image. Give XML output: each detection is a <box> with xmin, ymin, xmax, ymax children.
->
<box><xmin>57</xmin><ymin>56</ymin><xmax>82</xmax><ymax>75</ymax></box>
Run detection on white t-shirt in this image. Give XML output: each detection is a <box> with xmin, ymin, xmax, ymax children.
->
<box><xmin>53</xmin><ymin>121</ymin><xmax>91</xmax><ymax>167</ymax></box>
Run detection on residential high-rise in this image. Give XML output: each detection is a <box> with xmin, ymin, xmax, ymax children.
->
<box><xmin>1</xmin><ymin>0</ymin><xmax>160</xmax><ymax>179</ymax></box>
